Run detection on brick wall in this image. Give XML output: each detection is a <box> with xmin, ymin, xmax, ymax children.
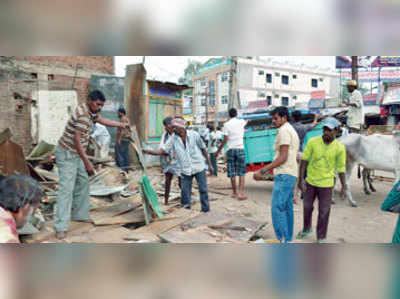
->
<box><xmin>0</xmin><ymin>56</ymin><xmax>115</xmax><ymax>154</ymax></box>
<box><xmin>17</xmin><ymin>56</ymin><xmax>114</xmax><ymax>74</ymax></box>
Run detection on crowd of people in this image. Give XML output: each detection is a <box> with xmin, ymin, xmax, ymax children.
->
<box><xmin>0</xmin><ymin>81</ymin><xmax>399</xmax><ymax>243</ymax></box>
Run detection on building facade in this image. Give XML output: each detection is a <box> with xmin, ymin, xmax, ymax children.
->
<box><xmin>193</xmin><ymin>57</ymin><xmax>340</xmax><ymax>124</ymax></box>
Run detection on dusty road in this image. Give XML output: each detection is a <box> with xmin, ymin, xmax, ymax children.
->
<box><xmin>204</xmin><ymin>169</ymin><xmax>397</xmax><ymax>243</ymax></box>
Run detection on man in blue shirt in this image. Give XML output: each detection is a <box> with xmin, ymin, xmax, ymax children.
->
<box><xmin>143</xmin><ymin>118</ymin><xmax>214</xmax><ymax>212</ymax></box>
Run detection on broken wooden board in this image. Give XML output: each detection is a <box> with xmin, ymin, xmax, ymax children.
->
<box><xmin>34</xmin><ymin>167</ymin><xmax>59</xmax><ymax>182</ymax></box>
<box><xmin>123</xmin><ymin>231</ymin><xmax>160</xmax><ymax>243</ymax></box>
<box><xmin>90</xmin><ymin>199</ymin><xmax>141</xmax><ymax>221</ymax></box>
<box><xmin>24</xmin><ymin>221</ymin><xmax>95</xmax><ymax>243</ymax></box>
<box><xmin>179</xmin><ymin>211</ymin><xmax>267</xmax><ymax>242</ymax></box>
<box><xmin>92</xmin><ymin>208</ymin><xmax>145</xmax><ymax>226</ymax></box>
<box><xmin>0</xmin><ymin>140</ymin><xmax>30</xmax><ymax>176</ymax></box>
<box><xmin>158</xmin><ymin>227</ymin><xmax>240</xmax><ymax>243</ymax></box>
<box><xmin>131</xmin><ymin>208</ymin><xmax>198</xmax><ymax>236</ymax></box>
<box><xmin>63</xmin><ymin>226</ymin><xmax>132</xmax><ymax>243</ymax></box>
<box><xmin>129</xmin><ymin>125</ymin><xmax>147</xmax><ymax>174</ymax></box>
<box><xmin>26</xmin><ymin>140</ymin><xmax>55</xmax><ymax>161</ymax></box>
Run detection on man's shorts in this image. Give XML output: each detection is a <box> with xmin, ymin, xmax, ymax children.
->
<box><xmin>226</xmin><ymin>149</ymin><xmax>246</xmax><ymax>178</ymax></box>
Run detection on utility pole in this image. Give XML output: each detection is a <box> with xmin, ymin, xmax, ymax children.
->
<box><xmin>351</xmin><ymin>56</ymin><xmax>358</xmax><ymax>82</ymax></box>
<box><xmin>228</xmin><ymin>56</ymin><xmax>238</xmax><ymax>110</ymax></box>
<box><xmin>205</xmin><ymin>86</ymin><xmax>209</xmax><ymax>126</ymax></box>
<box><xmin>142</xmin><ymin>56</ymin><xmax>146</xmax><ymax>64</ymax></box>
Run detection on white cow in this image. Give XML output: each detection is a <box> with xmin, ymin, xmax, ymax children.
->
<box><xmin>337</xmin><ymin>132</ymin><xmax>400</xmax><ymax>207</ymax></box>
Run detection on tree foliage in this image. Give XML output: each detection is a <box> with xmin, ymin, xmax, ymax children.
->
<box><xmin>178</xmin><ymin>60</ymin><xmax>202</xmax><ymax>87</ymax></box>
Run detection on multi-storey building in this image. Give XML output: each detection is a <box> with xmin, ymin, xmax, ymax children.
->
<box><xmin>193</xmin><ymin>57</ymin><xmax>340</xmax><ymax>124</ymax></box>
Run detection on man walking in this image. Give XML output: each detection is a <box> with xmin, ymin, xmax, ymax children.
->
<box><xmin>143</xmin><ymin>118</ymin><xmax>214</xmax><ymax>212</ymax></box>
<box><xmin>55</xmin><ymin>90</ymin><xmax>128</xmax><ymax>239</ymax></box>
<box><xmin>115</xmin><ymin>107</ymin><xmax>132</xmax><ymax>173</ymax></box>
<box><xmin>296</xmin><ymin>117</ymin><xmax>347</xmax><ymax>243</ymax></box>
<box><xmin>208</xmin><ymin>125</ymin><xmax>219</xmax><ymax>176</ymax></box>
<box><xmin>216</xmin><ymin>108</ymin><xmax>248</xmax><ymax>200</ymax></box>
<box><xmin>344</xmin><ymin>80</ymin><xmax>364</xmax><ymax>133</ymax></box>
<box><xmin>253</xmin><ymin>106</ymin><xmax>299</xmax><ymax>243</ymax></box>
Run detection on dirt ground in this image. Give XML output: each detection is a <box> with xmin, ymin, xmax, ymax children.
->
<box><xmin>203</xmin><ymin>168</ymin><xmax>397</xmax><ymax>243</ymax></box>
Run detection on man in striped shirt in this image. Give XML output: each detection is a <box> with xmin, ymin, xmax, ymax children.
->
<box><xmin>55</xmin><ymin>90</ymin><xmax>129</xmax><ymax>240</ymax></box>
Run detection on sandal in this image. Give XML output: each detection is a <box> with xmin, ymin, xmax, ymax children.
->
<box><xmin>237</xmin><ymin>195</ymin><xmax>248</xmax><ymax>200</ymax></box>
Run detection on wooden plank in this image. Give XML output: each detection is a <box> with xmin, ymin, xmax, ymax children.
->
<box><xmin>64</xmin><ymin>226</ymin><xmax>132</xmax><ymax>243</ymax></box>
<box><xmin>34</xmin><ymin>167</ymin><xmax>59</xmax><ymax>182</ymax></box>
<box><xmin>158</xmin><ymin>227</ymin><xmax>241</xmax><ymax>243</ymax></box>
<box><xmin>123</xmin><ymin>231</ymin><xmax>160</xmax><ymax>242</ymax></box>
<box><xmin>131</xmin><ymin>209</ymin><xmax>197</xmax><ymax>235</ymax></box>
<box><xmin>92</xmin><ymin>208</ymin><xmax>145</xmax><ymax>226</ymax></box>
<box><xmin>179</xmin><ymin>212</ymin><xmax>268</xmax><ymax>242</ymax></box>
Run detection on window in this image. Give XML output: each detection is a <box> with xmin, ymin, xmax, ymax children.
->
<box><xmin>293</xmin><ymin>95</ymin><xmax>297</xmax><ymax>100</ymax></box>
<box><xmin>201</xmin><ymin>97</ymin><xmax>206</xmax><ymax>106</ymax></box>
<box><xmin>311</xmin><ymin>78</ymin><xmax>318</xmax><ymax>88</ymax></box>
<box><xmin>221</xmin><ymin>95</ymin><xmax>228</xmax><ymax>104</ymax></box>
<box><xmin>258</xmin><ymin>92</ymin><xmax>266</xmax><ymax>98</ymax></box>
<box><xmin>48</xmin><ymin>74</ymin><xmax>54</xmax><ymax>81</ymax></box>
<box><xmin>266</xmin><ymin>73</ymin><xmax>272</xmax><ymax>83</ymax></box>
<box><xmin>200</xmin><ymin>79</ymin><xmax>207</xmax><ymax>87</ymax></box>
<box><xmin>275</xmin><ymin>72</ymin><xmax>280</xmax><ymax>77</ymax></box>
<box><xmin>209</xmin><ymin>95</ymin><xmax>216</xmax><ymax>106</ymax></box>
<box><xmin>258</xmin><ymin>70</ymin><xmax>264</xmax><ymax>75</ymax></box>
<box><xmin>30</xmin><ymin>73</ymin><xmax>38</xmax><ymax>79</ymax></box>
<box><xmin>282</xmin><ymin>75</ymin><xmax>289</xmax><ymax>85</ymax></box>
<box><xmin>267</xmin><ymin>96</ymin><xmax>272</xmax><ymax>106</ymax></box>
<box><xmin>319</xmin><ymin>78</ymin><xmax>324</xmax><ymax>82</ymax></box>
<box><xmin>293</xmin><ymin>74</ymin><xmax>297</xmax><ymax>79</ymax></box>
<box><xmin>281</xmin><ymin>97</ymin><xmax>289</xmax><ymax>106</ymax></box>
<box><xmin>274</xmin><ymin>94</ymin><xmax>279</xmax><ymax>98</ymax></box>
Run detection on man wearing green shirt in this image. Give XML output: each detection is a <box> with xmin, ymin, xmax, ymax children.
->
<box><xmin>296</xmin><ymin>117</ymin><xmax>347</xmax><ymax>243</ymax></box>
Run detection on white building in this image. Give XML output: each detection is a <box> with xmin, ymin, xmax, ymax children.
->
<box><xmin>193</xmin><ymin>57</ymin><xmax>340</xmax><ymax>124</ymax></box>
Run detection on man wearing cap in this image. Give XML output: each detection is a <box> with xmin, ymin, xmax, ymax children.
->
<box><xmin>344</xmin><ymin>80</ymin><xmax>364</xmax><ymax>133</ymax></box>
<box><xmin>143</xmin><ymin>118</ymin><xmax>214</xmax><ymax>212</ymax></box>
<box><xmin>296</xmin><ymin>117</ymin><xmax>347</xmax><ymax>243</ymax></box>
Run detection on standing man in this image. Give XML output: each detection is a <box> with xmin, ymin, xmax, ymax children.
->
<box><xmin>158</xmin><ymin>116</ymin><xmax>180</xmax><ymax>205</ymax></box>
<box><xmin>143</xmin><ymin>118</ymin><xmax>214</xmax><ymax>212</ymax></box>
<box><xmin>296</xmin><ymin>117</ymin><xmax>347</xmax><ymax>243</ymax></box>
<box><xmin>291</xmin><ymin>111</ymin><xmax>320</xmax><ymax>204</ymax></box>
<box><xmin>115</xmin><ymin>107</ymin><xmax>132</xmax><ymax>174</ymax></box>
<box><xmin>55</xmin><ymin>90</ymin><xmax>128</xmax><ymax>239</ymax></box>
<box><xmin>344</xmin><ymin>80</ymin><xmax>364</xmax><ymax>133</ymax></box>
<box><xmin>208</xmin><ymin>125</ymin><xmax>219</xmax><ymax>176</ymax></box>
<box><xmin>253</xmin><ymin>107</ymin><xmax>299</xmax><ymax>243</ymax></box>
<box><xmin>216</xmin><ymin>108</ymin><xmax>248</xmax><ymax>200</ymax></box>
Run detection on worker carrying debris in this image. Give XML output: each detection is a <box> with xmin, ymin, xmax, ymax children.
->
<box><xmin>54</xmin><ymin>90</ymin><xmax>130</xmax><ymax>240</ymax></box>
<box><xmin>0</xmin><ymin>174</ymin><xmax>43</xmax><ymax>243</ymax></box>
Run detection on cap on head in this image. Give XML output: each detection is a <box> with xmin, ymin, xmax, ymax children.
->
<box><xmin>171</xmin><ymin>118</ymin><xmax>186</xmax><ymax>129</ymax></box>
<box><xmin>322</xmin><ymin>117</ymin><xmax>340</xmax><ymax>130</ymax></box>
<box><xmin>346</xmin><ymin>80</ymin><xmax>357</xmax><ymax>87</ymax></box>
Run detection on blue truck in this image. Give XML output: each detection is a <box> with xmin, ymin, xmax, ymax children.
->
<box><xmin>239</xmin><ymin>110</ymin><xmax>323</xmax><ymax>173</ymax></box>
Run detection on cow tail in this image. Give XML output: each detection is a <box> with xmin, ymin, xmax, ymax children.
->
<box><xmin>357</xmin><ymin>165</ymin><xmax>361</xmax><ymax>179</ymax></box>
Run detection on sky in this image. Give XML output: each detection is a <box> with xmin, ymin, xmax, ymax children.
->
<box><xmin>115</xmin><ymin>56</ymin><xmax>336</xmax><ymax>82</ymax></box>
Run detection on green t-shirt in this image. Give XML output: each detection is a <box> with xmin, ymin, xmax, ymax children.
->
<box><xmin>302</xmin><ymin>136</ymin><xmax>346</xmax><ymax>188</ymax></box>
